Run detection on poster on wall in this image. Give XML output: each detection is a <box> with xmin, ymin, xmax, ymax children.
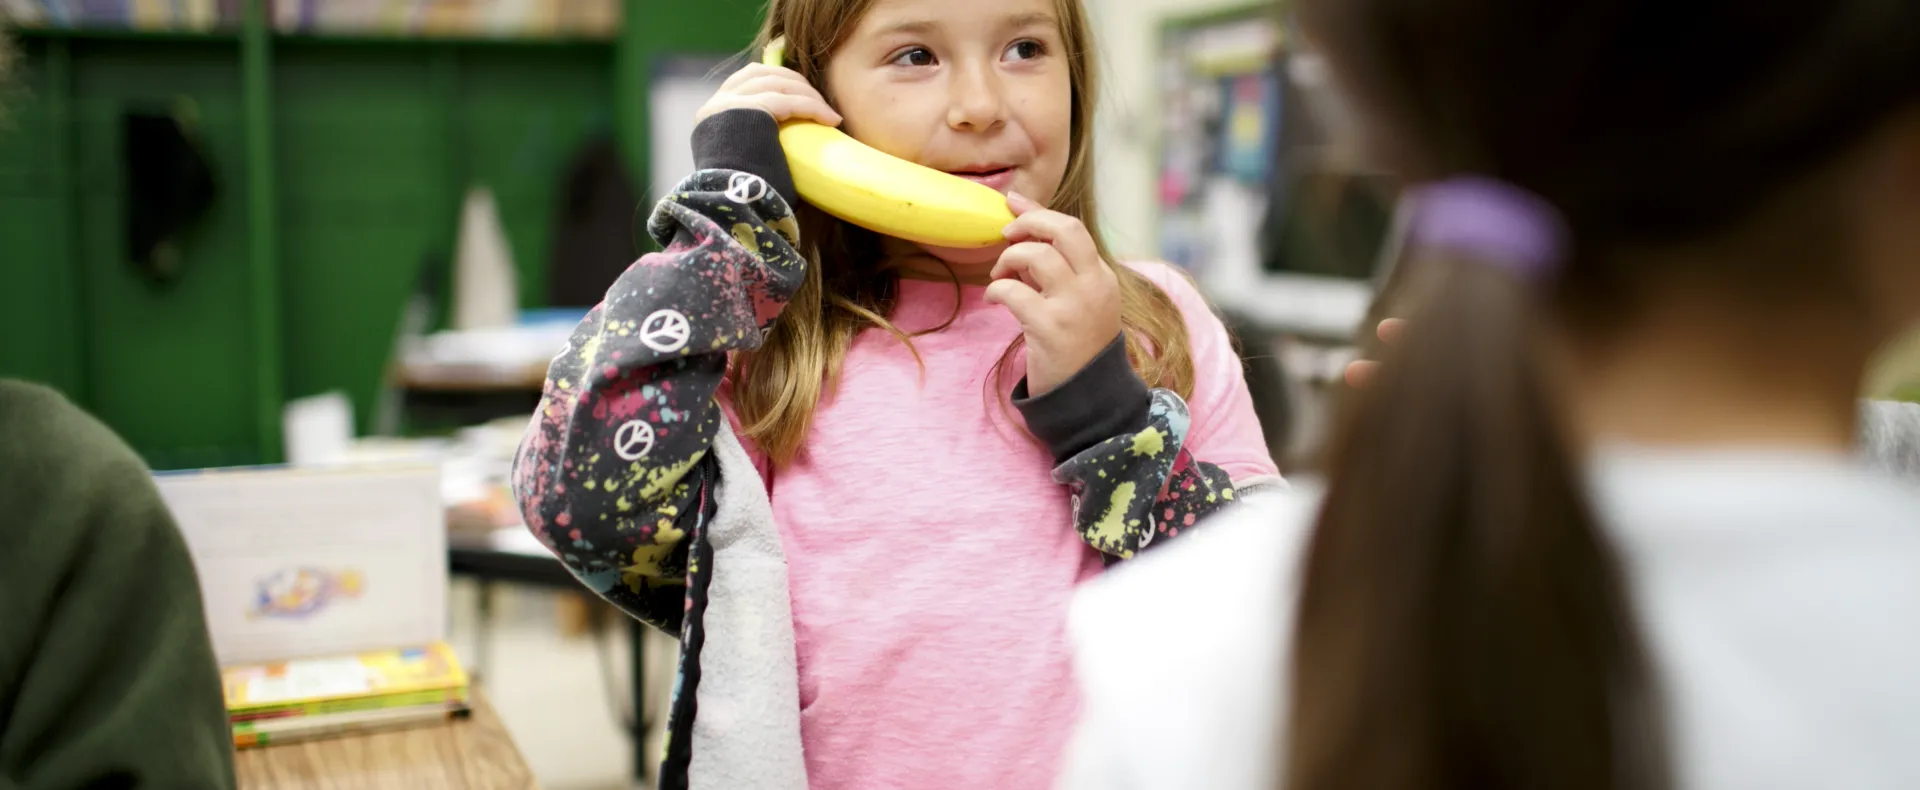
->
<box><xmin>1218</xmin><ymin>70</ymin><xmax>1281</xmax><ymax>185</ymax></box>
<box><xmin>1159</xmin><ymin>7</ymin><xmax>1393</xmax><ymax>293</ymax></box>
<box><xmin>1155</xmin><ymin>10</ymin><xmax>1282</xmax><ymax>279</ymax></box>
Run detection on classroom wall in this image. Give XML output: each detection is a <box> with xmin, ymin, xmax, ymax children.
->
<box><xmin>0</xmin><ymin>36</ymin><xmax>85</xmax><ymax>401</ymax></box>
<box><xmin>1</xmin><ymin>37</ymin><xmax>262</xmax><ymax>469</ymax></box>
<box><xmin>274</xmin><ymin>41</ymin><xmax>616</xmax><ymax>439</ymax></box>
<box><xmin>0</xmin><ymin>0</ymin><xmax>766</xmax><ymax>468</ymax></box>
<box><xmin>0</xmin><ymin>36</ymin><xmax>619</xmax><ymax>468</ymax></box>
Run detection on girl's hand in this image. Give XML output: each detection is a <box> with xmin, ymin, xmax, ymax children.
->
<box><xmin>695</xmin><ymin>63</ymin><xmax>843</xmax><ymax>127</ymax></box>
<box><xmin>1343</xmin><ymin>318</ymin><xmax>1405</xmax><ymax>388</ymax></box>
<box><xmin>986</xmin><ymin>192</ymin><xmax>1124</xmax><ymax>397</ymax></box>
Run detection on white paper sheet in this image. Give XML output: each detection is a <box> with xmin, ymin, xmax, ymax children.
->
<box><xmin>156</xmin><ymin>465</ymin><xmax>447</xmax><ymax>666</ymax></box>
<box><xmin>282</xmin><ymin>390</ymin><xmax>355</xmax><ymax>467</ymax></box>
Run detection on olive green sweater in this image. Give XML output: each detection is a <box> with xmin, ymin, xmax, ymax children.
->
<box><xmin>0</xmin><ymin>381</ymin><xmax>234</xmax><ymax>790</ymax></box>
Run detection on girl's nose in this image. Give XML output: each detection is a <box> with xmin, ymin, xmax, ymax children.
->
<box><xmin>947</xmin><ymin>61</ymin><xmax>1008</xmax><ymax>132</ymax></box>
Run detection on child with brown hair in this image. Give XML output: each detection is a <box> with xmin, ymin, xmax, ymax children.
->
<box><xmin>1064</xmin><ymin>1</ymin><xmax>1920</xmax><ymax>788</ymax></box>
<box><xmin>510</xmin><ymin>0</ymin><xmax>1283</xmax><ymax>786</ymax></box>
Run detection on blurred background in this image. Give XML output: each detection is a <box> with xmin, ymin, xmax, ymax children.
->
<box><xmin>2</xmin><ymin>1</ymin><xmax>1917</xmax><ymax>787</ymax></box>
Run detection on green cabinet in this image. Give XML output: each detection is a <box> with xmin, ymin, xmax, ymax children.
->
<box><xmin>0</xmin><ymin>0</ymin><xmax>762</xmax><ymax>468</ymax></box>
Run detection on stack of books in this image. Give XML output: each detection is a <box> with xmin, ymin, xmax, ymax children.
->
<box><xmin>3</xmin><ymin>0</ymin><xmax>241</xmax><ymax>30</ymax></box>
<box><xmin>271</xmin><ymin>0</ymin><xmax>621</xmax><ymax>38</ymax></box>
<box><xmin>223</xmin><ymin>641</ymin><xmax>472</xmax><ymax>749</ymax></box>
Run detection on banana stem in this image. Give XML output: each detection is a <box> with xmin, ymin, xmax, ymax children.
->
<box><xmin>763</xmin><ymin>36</ymin><xmax>787</xmax><ymax>67</ymax></box>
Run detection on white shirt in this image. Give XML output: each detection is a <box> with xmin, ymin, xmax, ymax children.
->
<box><xmin>1059</xmin><ymin>448</ymin><xmax>1920</xmax><ymax>790</ymax></box>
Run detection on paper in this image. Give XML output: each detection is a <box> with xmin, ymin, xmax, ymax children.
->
<box><xmin>450</xmin><ymin>186</ymin><xmax>520</xmax><ymax>331</ymax></box>
<box><xmin>156</xmin><ymin>465</ymin><xmax>447</xmax><ymax>666</ymax></box>
<box><xmin>282</xmin><ymin>391</ymin><xmax>355</xmax><ymax>467</ymax></box>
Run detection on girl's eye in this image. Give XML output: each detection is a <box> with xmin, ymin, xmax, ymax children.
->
<box><xmin>890</xmin><ymin>47</ymin><xmax>937</xmax><ymax>67</ymax></box>
<box><xmin>1005</xmin><ymin>39</ymin><xmax>1046</xmax><ymax>61</ymax></box>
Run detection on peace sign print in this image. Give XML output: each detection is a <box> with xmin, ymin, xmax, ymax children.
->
<box><xmin>724</xmin><ymin>172</ymin><xmax>769</xmax><ymax>204</ymax></box>
<box><xmin>614</xmin><ymin>420</ymin><xmax>655</xmax><ymax>461</ymax></box>
<box><xmin>640</xmin><ymin>309</ymin><xmax>691</xmax><ymax>354</ymax></box>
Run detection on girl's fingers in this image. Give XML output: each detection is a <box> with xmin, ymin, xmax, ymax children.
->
<box><xmin>1001</xmin><ymin>200</ymin><xmax>1099</xmax><ymax>275</ymax></box>
<box><xmin>1005</xmin><ymin>190</ymin><xmax>1044</xmax><ymax>216</ymax></box>
<box><xmin>721</xmin><ymin>62</ymin><xmax>801</xmax><ymax>89</ymax></box>
<box><xmin>983</xmin><ymin>278</ymin><xmax>1046</xmax><ymax>324</ymax></box>
<box><xmin>1344</xmin><ymin>359</ymin><xmax>1381</xmax><ymax>389</ymax></box>
<box><xmin>751</xmin><ymin>94</ymin><xmax>841</xmax><ymax>125</ymax></box>
<box><xmin>991</xmin><ymin>242</ymin><xmax>1071</xmax><ymax>292</ymax></box>
<box><xmin>718</xmin><ymin>62</ymin><xmax>778</xmax><ymax>91</ymax></box>
<box><xmin>733</xmin><ymin>74</ymin><xmax>837</xmax><ymax>111</ymax></box>
<box><xmin>1378</xmin><ymin>318</ymin><xmax>1406</xmax><ymax>344</ymax></box>
<box><xmin>710</xmin><ymin>65</ymin><xmax>842</xmax><ymax>124</ymax></box>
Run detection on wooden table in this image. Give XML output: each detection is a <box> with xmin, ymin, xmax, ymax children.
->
<box><xmin>448</xmin><ymin>530</ymin><xmax>658</xmax><ymax>786</ymax></box>
<box><xmin>235</xmin><ymin>693</ymin><xmax>539</xmax><ymax>790</ymax></box>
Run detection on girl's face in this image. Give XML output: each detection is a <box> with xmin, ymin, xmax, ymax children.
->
<box><xmin>824</xmin><ymin>0</ymin><xmax>1074</xmax><ymax>264</ymax></box>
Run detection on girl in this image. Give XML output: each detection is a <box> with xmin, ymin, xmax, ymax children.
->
<box><xmin>511</xmin><ymin>0</ymin><xmax>1283</xmax><ymax>786</ymax></box>
<box><xmin>1062</xmin><ymin>0</ymin><xmax>1920</xmax><ymax>788</ymax></box>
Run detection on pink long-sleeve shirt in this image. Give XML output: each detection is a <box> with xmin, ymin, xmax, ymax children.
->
<box><xmin>728</xmin><ymin>263</ymin><xmax>1282</xmax><ymax>789</ymax></box>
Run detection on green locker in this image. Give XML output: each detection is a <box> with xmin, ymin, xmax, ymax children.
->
<box><xmin>0</xmin><ymin>0</ymin><xmax>765</xmax><ymax>468</ymax></box>
<box><xmin>0</xmin><ymin>37</ymin><xmax>82</xmax><ymax>398</ymax></box>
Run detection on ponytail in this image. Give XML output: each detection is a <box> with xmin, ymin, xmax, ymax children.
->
<box><xmin>1277</xmin><ymin>0</ymin><xmax>1920</xmax><ymax>779</ymax></box>
<box><xmin>1282</xmin><ymin>243</ymin><xmax>1669</xmax><ymax>788</ymax></box>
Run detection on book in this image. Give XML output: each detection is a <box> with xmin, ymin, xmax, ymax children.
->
<box><xmin>223</xmin><ymin>641</ymin><xmax>471</xmax><ymax>746</ymax></box>
<box><xmin>233</xmin><ymin>700</ymin><xmax>471</xmax><ymax>749</ymax></box>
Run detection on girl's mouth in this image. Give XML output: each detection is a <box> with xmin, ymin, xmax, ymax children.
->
<box><xmin>945</xmin><ymin>167</ymin><xmax>1016</xmax><ymax>192</ymax></box>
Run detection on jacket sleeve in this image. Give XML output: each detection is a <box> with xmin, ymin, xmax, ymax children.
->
<box><xmin>511</xmin><ymin>108</ymin><xmax>805</xmax><ymax>632</ymax></box>
<box><xmin>1013</xmin><ymin>338</ymin><xmax>1262</xmax><ymax>560</ymax></box>
<box><xmin>0</xmin><ymin>383</ymin><xmax>235</xmax><ymax>790</ymax></box>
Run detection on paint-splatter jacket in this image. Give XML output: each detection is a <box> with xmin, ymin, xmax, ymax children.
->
<box><xmin>510</xmin><ymin>109</ymin><xmax>1284</xmax><ymax>789</ymax></box>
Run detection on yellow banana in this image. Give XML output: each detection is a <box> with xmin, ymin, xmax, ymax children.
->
<box><xmin>761</xmin><ymin>38</ymin><xmax>1016</xmax><ymax>248</ymax></box>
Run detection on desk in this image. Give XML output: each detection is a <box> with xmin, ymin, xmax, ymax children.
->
<box><xmin>397</xmin><ymin>362</ymin><xmax>548</xmax><ymax>392</ymax></box>
<box><xmin>235</xmin><ymin>693</ymin><xmax>538</xmax><ymax>790</ymax></box>
<box><xmin>394</xmin><ymin>363</ymin><xmax>547</xmax><ymax>434</ymax></box>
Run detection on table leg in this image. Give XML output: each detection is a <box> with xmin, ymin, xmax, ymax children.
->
<box><xmin>630</xmin><ymin>617</ymin><xmax>649</xmax><ymax>785</ymax></box>
<box><xmin>475</xmin><ymin>579</ymin><xmax>495</xmax><ymax>686</ymax></box>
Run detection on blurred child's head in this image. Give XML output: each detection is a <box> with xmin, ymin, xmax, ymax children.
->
<box><xmin>735</xmin><ymin>0</ymin><xmax>1197</xmax><ymax>464</ymax></box>
<box><xmin>1306</xmin><ymin>0</ymin><xmax>1920</xmax><ymax>341</ymax></box>
<box><xmin>1284</xmin><ymin>3</ymin><xmax>1920</xmax><ymax>790</ymax></box>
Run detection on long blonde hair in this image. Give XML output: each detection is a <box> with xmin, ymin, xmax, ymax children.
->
<box><xmin>734</xmin><ymin>0</ymin><xmax>1196</xmax><ymax>465</ymax></box>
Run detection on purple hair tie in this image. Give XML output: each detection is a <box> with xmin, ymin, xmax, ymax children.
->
<box><xmin>1403</xmin><ymin>177</ymin><xmax>1568</xmax><ymax>281</ymax></box>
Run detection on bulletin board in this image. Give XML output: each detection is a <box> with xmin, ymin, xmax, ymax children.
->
<box><xmin>1156</xmin><ymin>4</ymin><xmax>1394</xmax><ymax>341</ymax></box>
<box><xmin>1157</xmin><ymin>4</ymin><xmax>1396</xmax><ymax>280</ymax></box>
<box><xmin>1154</xmin><ymin>5</ymin><xmax>1284</xmax><ymax>279</ymax></box>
